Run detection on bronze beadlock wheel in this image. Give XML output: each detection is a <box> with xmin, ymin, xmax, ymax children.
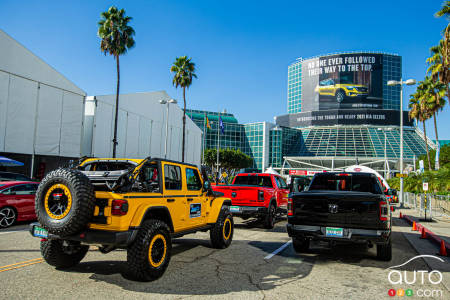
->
<box><xmin>223</xmin><ymin>218</ymin><xmax>232</xmax><ymax>241</ymax></box>
<box><xmin>127</xmin><ymin>219</ymin><xmax>172</xmax><ymax>281</ymax></box>
<box><xmin>210</xmin><ymin>207</ymin><xmax>233</xmax><ymax>249</ymax></box>
<box><xmin>35</xmin><ymin>168</ymin><xmax>95</xmax><ymax>236</ymax></box>
<box><xmin>44</xmin><ymin>184</ymin><xmax>73</xmax><ymax>220</ymax></box>
<box><xmin>148</xmin><ymin>234</ymin><xmax>167</xmax><ymax>268</ymax></box>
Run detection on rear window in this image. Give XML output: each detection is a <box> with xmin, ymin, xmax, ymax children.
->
<box><xmin>309</xmin><ymin>174</ymin><xmax>382</xmax><ymax>194</ymax></box>
<box><xmin>234</xmin><ymin>175</ymin><xmax>273</xmax><ymax>188</ymax></box>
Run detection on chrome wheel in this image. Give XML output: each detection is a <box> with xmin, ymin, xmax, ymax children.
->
<box><xmin>0</xmin><ymin>207</ymin><xmax>17</xmax><ymax>228</ymax></box>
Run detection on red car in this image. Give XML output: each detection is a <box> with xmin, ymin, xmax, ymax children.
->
<box><xmin>0</xmin><ymin>181</ymin><xmax>39</xmax><ymax>228</ymax></box>
<box><xmin>212</xmin><ymin>173</ymin><xmax>290</xmax><ymax>229</ymax></box>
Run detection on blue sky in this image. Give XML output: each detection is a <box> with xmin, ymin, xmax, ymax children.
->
<box><xmin>1</xmin><ymin>0</ymin><xmax>449</xmax><ymax>139</ymax></box>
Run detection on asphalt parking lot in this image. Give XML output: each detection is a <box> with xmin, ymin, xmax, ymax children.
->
<box><xmin>0</xmin><ymin>217</ymin><xmax>449</xmax><ymax>299</ymax></box>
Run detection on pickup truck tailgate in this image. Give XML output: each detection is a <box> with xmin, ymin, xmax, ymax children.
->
<box><xmin>290</xmin><ymin>191</ymin><xmax>381</xmax><ymax>229</ymax></box>
<box><xmin>212</xmin><ymin>185</ymin><xmax>263</xmax><ymax>206</ymax></box>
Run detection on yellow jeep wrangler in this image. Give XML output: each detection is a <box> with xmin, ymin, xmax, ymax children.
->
<box><xmin>30</xmin><ymin>157</ymin><xmax>233</xmax><ymax>281</ymax></box>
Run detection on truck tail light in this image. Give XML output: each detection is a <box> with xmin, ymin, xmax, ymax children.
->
<box><xmin>112</xmin><ymin>199</ymin><xmax>129</xmax><ymax>216</ymax></box>
<box><xmin>258</xmin><ymin>190</ymin><xmax>264</xmax><ymax>201</ymax></box>
<box><xmin>379</xmin><ymin>201</ymin><xmax>388</xmax><ymax>221</ymax></box>
<box><xmin>288</xmin><ymin>197</ymin><xmax>293</xmax><ymax>216</ymax></box>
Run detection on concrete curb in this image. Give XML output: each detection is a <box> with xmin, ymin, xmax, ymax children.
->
<box><xmin>401</xmin><ymin>214</ymin><xmax>450</xmax><ymax>256</ymax></box>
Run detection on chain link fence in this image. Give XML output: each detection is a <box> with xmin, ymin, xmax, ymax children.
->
<box><xmin>403</xmin><ymin>192</ymin><xmax>450</xmax><ymax>220</ymax></box>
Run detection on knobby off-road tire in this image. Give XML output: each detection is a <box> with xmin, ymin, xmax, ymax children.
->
<box><xmin>127</xmin><ymin>220</ymin><xmax>172</xmax><ymax>281</ymax></box>
<box><xmin>41</xmin><ymin>239</ymin><xmax>89</xmax><ymax>268</ymax></box>
<box><xmin>263</xmin><ymin>203</ymin><xmax>276</xmax><ymax>229</ymax></box>
<box><xmin>376</xmin><ymin>237</ymin><xmax>392</xmax><ymax>261</ymax></box>
<box><xmin>292</xmin><ymin>237</ymin><xmax>310</xmax><ymax>253</ymax></box>
<box><xmin>35</xmin><ymin>168</ymin><xmax>95</xmax><ymax>236</ymax></box>
<box><xmin>210</xmin><ymin>207</ymin><xmax>234</xmax><ymax>249</ymax></box>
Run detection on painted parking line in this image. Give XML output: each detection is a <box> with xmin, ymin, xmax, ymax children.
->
<box><xmin>264</xmin><ymin>240</ymin><xmax>292</xmax><ymax>260</ymax></box>
<box><xmin>0</xmin><ymin>229</ymin><xmax>28</xmax><ymax>235</ymax></box>
<box><xmin>0</xmin><ymin>258</ymin><xmax>44</xmax><ymax>273</ymax></box>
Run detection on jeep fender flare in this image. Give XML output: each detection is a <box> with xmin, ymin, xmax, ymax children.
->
<box><xmin>207</xmin><ymin>198</ymin><xmax>231</xmax><ymax>224</ymax></box>
<box><xmin>135</xmin><ymin>206</ymin><xmax>174</xmax><ymax>233</ymax></box>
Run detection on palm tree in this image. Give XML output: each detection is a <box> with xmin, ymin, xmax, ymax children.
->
<box><xmin>170</xmin><ymin>56</ymin><xmax>197</xmax><ymax>162</ymax></box>
<box><xmin>98</xmin><ymin>6</ymin><xmax>135</xmax><ymax>158</ymax></box>
<box><xmin>409</xmin><ymin>83</ymin><xmax>432</xmax><ymax>170</ymax></box>
<box><xmin>427</xmin><ymin>40</ymin><xmax>450</xmax><ymax>103</ymax></box>
<box><xmin>435</xmin><ymin>1</ymin><xmax>450</xmax><ymax>19</ymax></box>
<box><xmin>423</xmin><ymin>76</ymin><xmax>446</xmax><ymax>155</ymax></box>
<box><xmin>432</xmin><ymin>1</ymin><xmax>450</xmax><ymax>101</ymax></box>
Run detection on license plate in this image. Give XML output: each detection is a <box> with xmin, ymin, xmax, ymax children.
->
<box><xmin>33</xmin><ymin>226</ymin><xmax>48</xmax><ymax>238</ymax></box>
<box><xmin>230</xmin><ymin>206</ymin><xmax>241</xmax><ymax>213</ymax></box>
<box><xmin>326</xmin><ymin>227</ymin><xmax>343</xmax><ymax>237</ymax></box>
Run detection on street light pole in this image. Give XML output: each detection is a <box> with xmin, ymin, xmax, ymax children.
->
<box><xmin>159</xmin><ymin>99</ymin><xmax>177</xmax><ymax>159</ymax></box>
<box><xmin>387</xmin><ymin>79</ymin><xmax>416</xmax><ymax>207</ymax></box>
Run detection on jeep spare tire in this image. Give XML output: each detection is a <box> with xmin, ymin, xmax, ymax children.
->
<box><xmin>35</xmin><ymin>168</ymin><xmax>95</xmax><ymax>236</ymax></box>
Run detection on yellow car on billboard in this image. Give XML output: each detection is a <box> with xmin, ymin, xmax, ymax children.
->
<box><xmin>314</xmin><ymin>78</ymin><xmax>369</xmax><ymax>103</ymax></box>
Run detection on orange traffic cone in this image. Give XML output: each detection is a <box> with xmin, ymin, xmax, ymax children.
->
<box><xmin>420</xmin><ymin>227</ymin><xmax>427</xmax><ymax>239</ymax></box>
<box><xmin>439</xmin><ymin>240</ymin><xmax>448</xmax><ymax>256</ymax></box>
<box><xmin>399</xmin><ymin>212</ymin><xmax>403</xmax><ymax>218</ymax></box>
<box><xmin>412</xmin><ymin>221</ymin><xmax>418</xmax><ymax>231</ymax></box>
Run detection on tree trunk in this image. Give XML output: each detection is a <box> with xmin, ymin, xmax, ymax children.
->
<box><xmin>112</xmin><ymin>55</ymin><xmax>120</xmax><ymax>158</ymax></box>
<box><xmin>182</xmin><ymin>86</ymin><xmax>186</xmax><ymax>163</ymax></box>
<box><xmin>423</xmin><ymin>120</ymin><xmax>432</xmax><ymax>170</ymax></box>
<box><xmin>433</xmin><ymin>111</ymin><xmax>439</xmax><ymax>170</ymax></box>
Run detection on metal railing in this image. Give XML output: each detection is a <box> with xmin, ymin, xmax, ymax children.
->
<box><xmin>403</xmin><ymin>192</ymin><xmax>450</xmax><ymax>219</ymax></box>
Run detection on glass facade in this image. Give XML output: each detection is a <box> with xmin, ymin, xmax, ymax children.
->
<box><xmin>287</xmin><ymin>59</ymin><xmax>302</xmax><ymax>114</ymax></box>
<box><xmin>382</xmin><ymin>55</ymin><xmax>402</xmax><ymax>110</ymax></box>
<box><xmin>243</xmin><ymin>123</ymin><xmax>266</xmax><ymax>170</ymax></box>
<box><xmin>296</xmin><ymin>126</ymin><xmax>427</xmax><ymax>159</ymax></box>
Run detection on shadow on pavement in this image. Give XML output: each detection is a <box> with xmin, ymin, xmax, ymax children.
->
<box><xmin>61</xmin><ymin>238</ymin><xmax>313</xmax><ymax>296</ymax></box>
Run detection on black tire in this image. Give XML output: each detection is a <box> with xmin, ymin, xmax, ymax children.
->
<box><xmin>263</xmin><ymin>202</ymin><xmax>276</xmax><ymax>229</ymax></box>
<box><xmin>127</xmin><ymin>220</ymin><xmax>172</xmax><ymax>281</ymax></box>
<box><xmin>0</xmin><ymin>206</ymin><xmax>17</xmax><ymax>228</ymax></box>
<box><xmin>377</xmin><ymin>237</ymin><xmax>392</xmax><ymax>261</ymax></box>
<box><xmin>292</xmin><ymin>237</ymin><xmax>310</xmax><ymax>253</ymax></box>
<box><xmin>41</xmin><ymin>239</ymin><xmax>89</xmax><ymax>268</ymax></box>
<box><xmin>35</xmin><ymin>168</ymin><xmax>95</xmax><ymax>236</ymax></box>
<box><xmin>210</xmin><ymin>207</ymin><xmax>234</xmax><ymax>249</ymax></box>
<box><xmin>335</xmin><ymin>90</ymin><xmax>345</xmax><ymax>103</ymax></box>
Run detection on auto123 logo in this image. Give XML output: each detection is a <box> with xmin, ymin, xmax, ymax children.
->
<box><xmin>387</xmin><ymin>255</ymin><xmax>445</xmax><ymax>297</ymax></box>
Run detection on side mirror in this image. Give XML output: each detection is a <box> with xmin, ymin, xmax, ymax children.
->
<box><xmin>203</xmin><ymin>180</ymin><xmax>211</xmax><ymax>192</ymax></box>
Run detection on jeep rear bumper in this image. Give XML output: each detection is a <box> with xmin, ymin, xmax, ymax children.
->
<box><xmin>286</xmin><ymin>223</ymin><xmax>390</xmax><ymax>244</ymax></box>
<box><xmin>29</xmin><ymin>222</ymin><xmax>138</xmax><ymax>247</ymax></box>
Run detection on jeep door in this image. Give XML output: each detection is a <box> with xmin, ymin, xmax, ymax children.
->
<box><xmin>162</xmin><ymin>162</ymin><xmax>188</xmax><ymax>232</ymax></box>
<box><xmin>184</xmin><ymin>167</ymin><xmax>207</xmax><ymax>228</ymax></box>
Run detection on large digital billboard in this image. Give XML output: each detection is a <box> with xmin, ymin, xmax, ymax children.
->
<box><xmin>301</xmin><ymin>54</ymin><xmax>383</xmax><ymax>111</ymax></box>
<box><xmin>275</xmin><ymin>109</ymin><xmax>413</xmax><ymax>128</ymax></box>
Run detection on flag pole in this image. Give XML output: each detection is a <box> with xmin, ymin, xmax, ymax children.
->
<box><xmin>216</xmin><ymin>111</ymin><xmax>220</xmax><ymax>184</ymax></box>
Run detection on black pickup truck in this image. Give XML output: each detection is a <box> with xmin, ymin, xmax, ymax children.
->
<box><xmin>286</xmin><ymin>172</ymin><xmax>393</xmax><ymax>261</ymax></box>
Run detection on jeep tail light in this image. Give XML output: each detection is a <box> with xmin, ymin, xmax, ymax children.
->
<box><xmin>258</xmin><ymin>190</ymin><xmax>264</xmax><ymax>201</ymax></box>
<box><xmin>379</xmin><ymin>201</ymin><xmax>388</xmax><ymax>221</ymax></box>
<box><xmin>288</xmin><ymin>197</ymin><xmax>293</xmax><ymax>216</ymax></box>
<box><xmin>112</xmin><ymin>199</ymin><xmax>128</xmax><ymax>216</ymax></box>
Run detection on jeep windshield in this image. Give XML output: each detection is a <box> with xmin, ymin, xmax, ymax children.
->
<box><xmin>308</xmin><ymin>174</ymin><xmax>382</xmax><ymax>194</ymax></box>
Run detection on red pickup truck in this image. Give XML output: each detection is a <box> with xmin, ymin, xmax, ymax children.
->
<box><xmin>212</xmin><ymin>173</ymin><xmax>289</xmax><ymax>229</ymax></box>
